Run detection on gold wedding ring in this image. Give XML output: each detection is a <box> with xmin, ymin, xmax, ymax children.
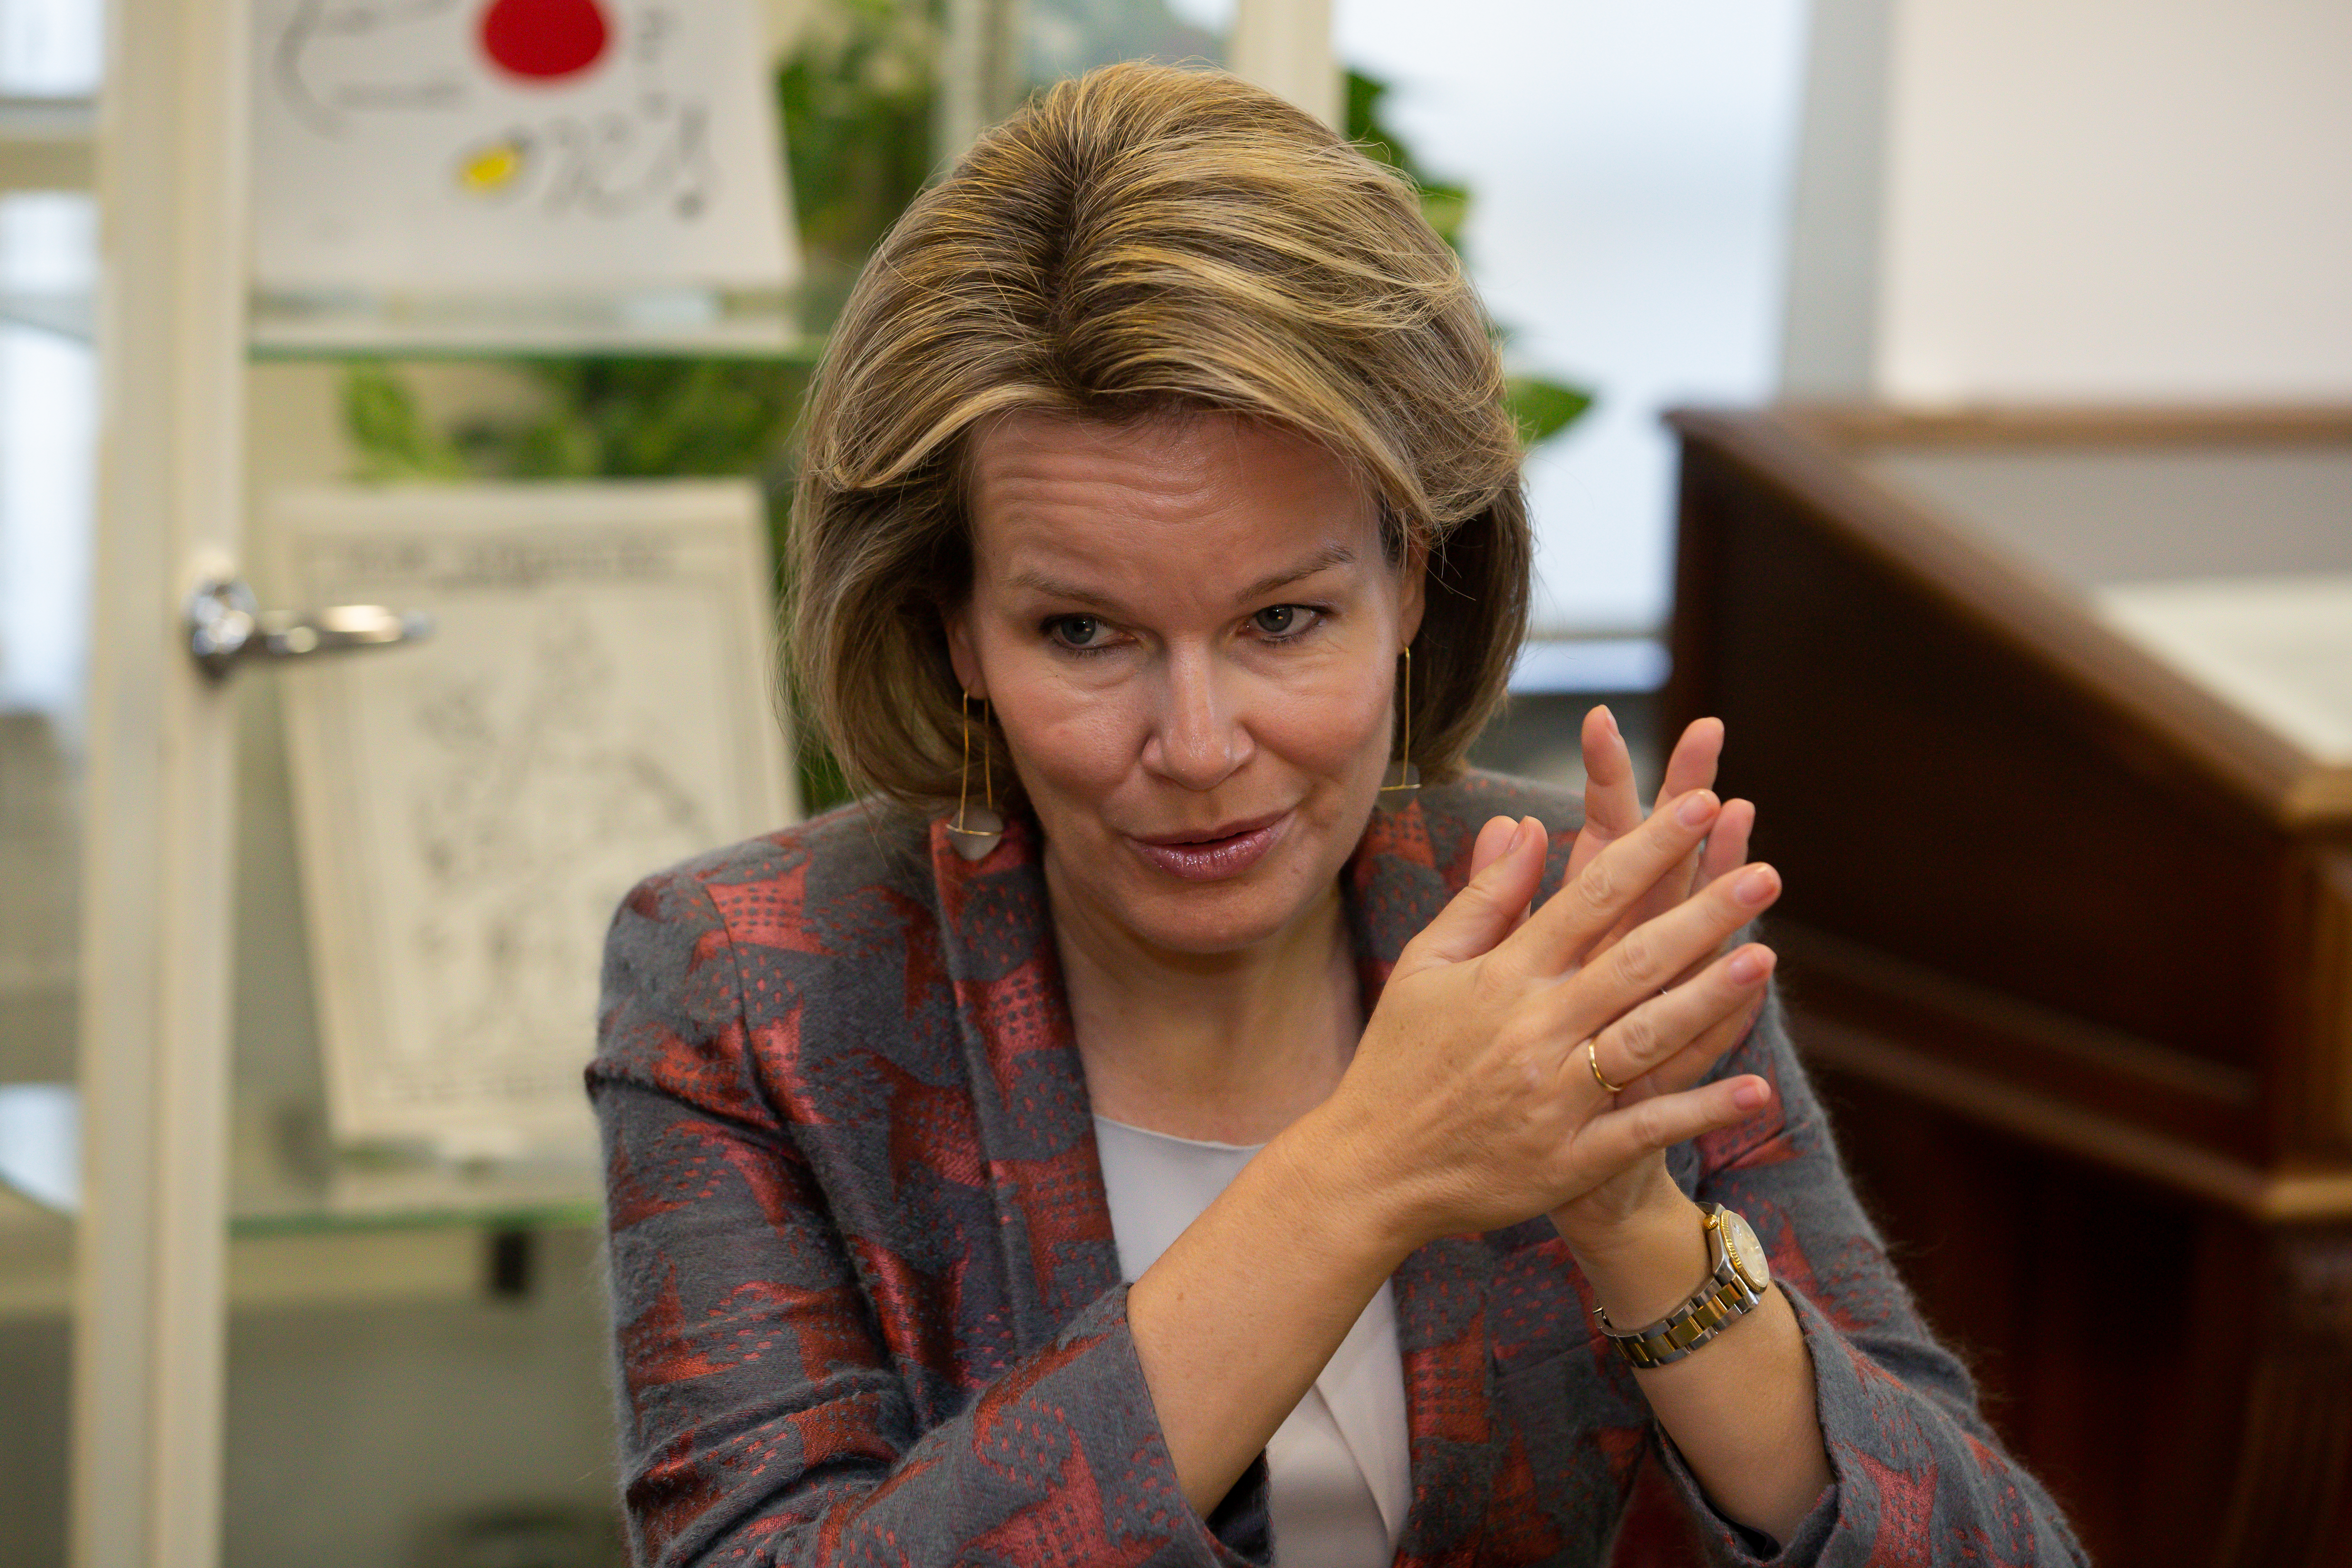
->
<box><xmin>1587</xmin><ymin>1039</ymin><xmax>1627</xmax><ymax>1096</ymax></box>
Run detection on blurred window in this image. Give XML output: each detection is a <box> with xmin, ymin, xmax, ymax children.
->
<box><xmin>1335</xmin><ymin>0</ymin><xmax>1807</xmax><ymax>636</ymax></box>
<box><xmin>0</xmin><ymin>0</ymin><xmax>101</xmax><ymax>94</ymax></box>
<box><xmin>0</xmin><ymin>0</ymin><xmax>100</xmax><ymax>731</ymax></box>
<box><xmin>0</xmin><ymin>192</ymin><xmax>96</xmax><ymax>729</ymax></box>
<box><xmin>1026</xmin><ymin>0</ymin><xmax>1230</xmax><ymax>85</ymax></box>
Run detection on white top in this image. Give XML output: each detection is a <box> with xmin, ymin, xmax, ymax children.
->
<box><xmin>1093</xmin><ymin>1116</ymin><xmax>1411</xmax><ymax>1567</ymax></box>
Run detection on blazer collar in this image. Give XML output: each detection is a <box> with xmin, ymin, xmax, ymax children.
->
<box><xmin>928</xmin><ymin>799</ymin><xmax>1498</xmax><ymax>1563</ymax></box>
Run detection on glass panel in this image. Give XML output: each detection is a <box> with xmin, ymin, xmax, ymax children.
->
<box><xmin>220</xmin><ymin>358</ymin><xmax>628</xmax><ymax>1563</ymax></box>
<box><xmin>211</xmin><ymin>4</ymin><xmax>905</xmax><ymax>1558</ymax></box>
<box><xmin>1024</xmin><ymin>0</ymin><xmax>1229</xmax><ymax>88</ymax></box>
<box><xmin>0</xmin><ymin>178</ymin><xmax>97</xmax><ymax>1568</ymax></box>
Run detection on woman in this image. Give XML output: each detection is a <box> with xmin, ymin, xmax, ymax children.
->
<box><xmin>592</xmin><ymin>64</ymin><xmax>2082</xmax><ymax>1567</ymax></box>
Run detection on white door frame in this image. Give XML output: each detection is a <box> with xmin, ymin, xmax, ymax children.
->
<box><xmin>73</xmin><ymin>0</ymin><xmax>250</xmax><ymax>1562</ymax></box>
<box><xmin>1231</xmin><ymin>0</ymin><xmax>1338</xmax><ymax>127</ymax></box>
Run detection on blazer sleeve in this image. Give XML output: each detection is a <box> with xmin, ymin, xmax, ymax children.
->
<box><xmin>588</xmin><ymin>862</ymin><xmax>1271</xmax><ymax>1568</ymax></box>
<box><xmin>1655</xmin><ymin>991</ymin><xmax>2090</xmax><ymax>1567</ymax></box>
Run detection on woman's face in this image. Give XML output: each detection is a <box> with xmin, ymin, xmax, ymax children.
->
<box><xmin>947</xmin><ymin>408</ymin><xmax>1424</xmax><ymax>958</ymax></box>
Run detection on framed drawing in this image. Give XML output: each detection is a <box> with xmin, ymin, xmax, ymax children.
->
<box><xmin>250</xmin><ymin>0</ymin><xmax>797</xmax><ymax>296</ymax></box>
<box><xmin>272</xmin><ymin>481</ymin><xmax>796</xmax><ymax>1157</ymax></box>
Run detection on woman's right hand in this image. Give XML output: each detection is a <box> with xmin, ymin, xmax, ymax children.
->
<box><xmin>1288</xmin><ymin>791</ymin><xmax>1781</xmax><ymax>1255</ymax></box>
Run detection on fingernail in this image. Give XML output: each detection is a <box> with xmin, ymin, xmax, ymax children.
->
<box><xmin>1601</xmin><ymin>705</ymin><xmax>1620</xmax><ymax>738</ymax></box>
<box><xmin>1734</xmin><ymin>1079</ymin><xmax>1770</xmax><ymax>1110</ymax></box>
<box><xmin>1728</xmin><ymin>946</ymin><xmax>1770</xmax><ymax>983</ymax></box>
<box><xmin>1735</xmin><ymin>865</ymin><xmax>1778</xmax><ymax>906</ymax></box>
<box><xmin>1676</xmin><ymin>790</ymin><xmax>1719</xmax><ymax>827</ymax></box>
<box><xmin>1511</xmin><ymin>818</ymin><xmax>1538</xmax><ymax>854</ymax></box>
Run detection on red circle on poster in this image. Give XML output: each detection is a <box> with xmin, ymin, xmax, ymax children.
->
<box><xmin>479</xmin><ymin>0</ymin><xmax>612</xmax><ymax>82</ymax></box>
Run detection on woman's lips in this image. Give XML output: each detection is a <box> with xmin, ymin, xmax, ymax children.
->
<box><xmin>1129</xmin><ymin>813</ymin><xmax>1289</xmax><ymax>882</ymax></box>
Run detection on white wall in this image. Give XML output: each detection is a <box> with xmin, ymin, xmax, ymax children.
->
<box><xmin>1787</xmin><ymin>0</ymin><xmax>2352</xmax><ymax>402</ymax></box>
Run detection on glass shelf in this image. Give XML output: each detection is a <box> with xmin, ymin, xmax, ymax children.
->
<box><xmin>0</xmin><ymin>286</ymin><xmax>87</xmax><ymax>340</ymax></box>
<box><xmin>0</xmin><ymin>93</ymin><xmax>96</xmax><ymax>190</ymax></box>
<box><xmin>229</xmin><ymin>1141</ymin><xmax>605</xmax><ymax>1237</ymax></box>
<box><xmin>0</xmin><ymin>284</ymin><xmax>823</xmax><ymax>360</ymax></box>
<box><xmin>0</xmin><ymin>1179</ymin><xmax>72</xmax><ymax>1318</ymax></box>
<box><xmin>0</xmin><ymin>1083</ymin><xmax>602</xmax><ymax>1237</ymax></box>
<box><xmin>249</xmin><ymin>288</ymin><xmax>823</xmax><ymax>361</ymax></box>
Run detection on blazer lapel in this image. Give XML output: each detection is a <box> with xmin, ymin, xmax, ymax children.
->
<box><xmin>1348</xmin><ymin>800</ymin><xmax>1504</xmax><ymax>1566</ymax></box>
<box><xmin>1390</xmin><ymin>1239</ymin><xmax>1501</xmax><ymax>1565</ymax></box>
<box><xmin>926</xmin><ymin>812</ymin><xmax>1122</xmax><ymax>1357</ymax></box>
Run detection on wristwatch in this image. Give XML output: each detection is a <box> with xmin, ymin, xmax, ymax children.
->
<box><xmin>1593</xmin><ymin>1201</ymin><xmax>1772</xmax><ymax>1370</ymax></box>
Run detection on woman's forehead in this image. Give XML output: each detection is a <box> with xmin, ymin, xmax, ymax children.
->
<box><xmin>967</xmin><ymin>408</ymin><xmax>1381</xmax><ymax>590</ymax></box>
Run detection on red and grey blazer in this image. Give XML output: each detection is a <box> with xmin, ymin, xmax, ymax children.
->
<box><xmin>590</xmin><ymin>772</ymin><xmax>2083</xmax><ymax>1567</ymax></box>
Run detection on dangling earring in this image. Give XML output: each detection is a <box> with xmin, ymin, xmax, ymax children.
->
<box><xmin>946</xmin><ymin>689</ymin><xmax>1005</xmax><ymax>860</ymax></box>
<box><xmin>1378</xmin><ymin>644</ymin><xmax>1420</xmax><ymax>806</ymax></box>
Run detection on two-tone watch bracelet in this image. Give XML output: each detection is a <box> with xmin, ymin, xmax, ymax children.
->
<box><xmin>1593</xmin><ymin>1202</ymin><xmax>1772</xmax><ymax>1370</ymax></box>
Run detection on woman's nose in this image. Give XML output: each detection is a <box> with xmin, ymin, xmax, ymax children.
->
<box><xmin>1141</xmin><ymin>648</ymin><xmax>1251</xmax><ymax>790</ymax></box>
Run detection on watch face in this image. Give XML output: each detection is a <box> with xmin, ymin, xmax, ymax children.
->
<box><xmin>1722</xmin><ymin>1210</ymin><xmax>1770</xmax><ymax>1291</ymax></box>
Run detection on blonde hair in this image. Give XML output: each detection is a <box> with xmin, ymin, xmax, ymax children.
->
<box><xmin>789</xmin><ymin>61</ymin><xmax>1530</xmax><ymax>805</ymax></box>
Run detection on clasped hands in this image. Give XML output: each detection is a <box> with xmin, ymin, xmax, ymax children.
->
<box><xmin>1301</xmin><ymin>712</ymin><xmax>1775</xmax><ymax>1271</ymax></box>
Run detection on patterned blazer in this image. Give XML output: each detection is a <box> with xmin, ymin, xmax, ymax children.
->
<box><xmin>591</xmin><ymin>772</ymin><xmax>2085</xmax><ymax>1567</ymax></box>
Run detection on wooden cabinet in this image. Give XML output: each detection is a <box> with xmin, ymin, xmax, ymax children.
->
<box><xmin>1665</xmin><ymin>407</ymin><xmax>2352</xmax><ymax>1566</ymax></box>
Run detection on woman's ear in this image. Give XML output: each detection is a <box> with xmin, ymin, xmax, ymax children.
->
<box><xmin>1398</xmin><ymin>534</ymin><xmax>1428</xmax><ymax>647</ymax></box>
<box><xmin>943</xmin><ymin>603</ymin><xmax>985</xmax><ymax>698</ymax></box>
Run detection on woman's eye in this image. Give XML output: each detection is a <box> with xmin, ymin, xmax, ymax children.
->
<box><xmin>1046</xmin><ymin>614</ymin><xmax>1106</xmax><ymax>649</ymax></box>
<box><xmin>1251</xmin><ymin>605</ymin><xmax>1315</xmax><ymax>637</ymax></box>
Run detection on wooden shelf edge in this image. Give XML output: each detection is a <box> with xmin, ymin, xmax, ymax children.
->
<box><xmin>1775</xmin><ymin>921</ymin><xmax>2259</xmax><ymax>1113</ymax></box>
<box><xmin>0</xmin><ymin>1222</ymin><xmax>602</xmax><ymax>1321</ymax></box>
<box><xmin>1664</xmin><ymin>404</ymin><xmax>2346</xmax><ymax>829</ymax></box>
<box><xmin>1796</xmin><ymin>1003</ymin><xmax>2352</xmax><ymax>1223</ymax></box>
<box><xmin>1779</xmin><ymin>402</ymin><xmax>2352</xmax><ymax>449</ymax></box>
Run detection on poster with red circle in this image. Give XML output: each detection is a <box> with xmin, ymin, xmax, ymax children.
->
<box><xmin>252</xmin><ymin>0</ymin><xmax>796</xmax><ymax>295</ymax></box>
<box><xmin>478</xmin><ymin>0</ymin><xmax>614</xmax><ymax>81</ymax></box>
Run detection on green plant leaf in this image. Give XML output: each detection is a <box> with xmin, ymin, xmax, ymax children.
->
<box><xmin>342</xmin><ymin>364</ymin><xmax>470</xmax><ymax>482</ymax></box>
<box><xmin>1345</xmin><ymin>68</ymin><xmax>1470</xmax><ymax>252</ymax></box>
<box><xmin>1504</xmin><ymin>376</ymin><xmax>1595</xmax><ymax>449</ymax></box>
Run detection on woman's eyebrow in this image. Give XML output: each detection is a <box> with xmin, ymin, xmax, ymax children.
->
<box><xmin>1004</xmin><ymin>543</ymin><xmax>1358</xmax><ymax>610</ymax></box>
<box><xmin>1003</xmin><ymin>569</ymin><xmax>1123</xmax><ymax>610</ymax></box>
<box><xmin>1237</xmin><ymin>543</ymin><xmax>1357</xmax><ymax>601</ymax></box>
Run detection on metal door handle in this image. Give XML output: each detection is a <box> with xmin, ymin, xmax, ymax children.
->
<box><xmin>186</xmin><ymin>577</ymin><xmax>432</xmax><ymax>678</ymax></box>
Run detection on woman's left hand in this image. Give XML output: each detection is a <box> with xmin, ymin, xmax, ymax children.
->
<box><xmin>1464</xmin><ymin>710</ymin><xmax>1769</xmax><ymax>1252</ymax></box>
<box><xmin>1460</xmin><ymin>715</ymin><xmax>1835</xmax><ymax>1538</ymax></box>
